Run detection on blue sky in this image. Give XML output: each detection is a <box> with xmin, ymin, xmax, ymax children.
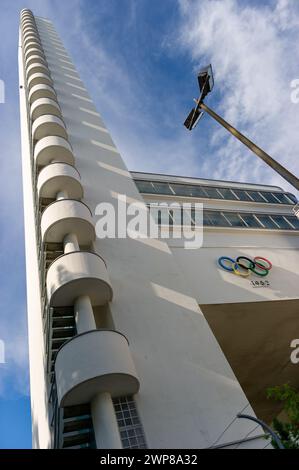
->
<box><xmin>0</xmin><ymin>0</ymin><xmax>298</xmax><ymax>448</ymax></box>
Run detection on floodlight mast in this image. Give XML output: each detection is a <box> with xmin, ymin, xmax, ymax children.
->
<box><xmin>184</xmin><ymin>65</ymin><xmax>299</xmax><ymax>191</ymax></box>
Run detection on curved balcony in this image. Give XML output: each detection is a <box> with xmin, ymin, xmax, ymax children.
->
<box><xmin>30</xmin><ymin>98</ymin><xmax>61</xmax><ymax>120</ymax></box>
<box><xmin>21</xmin><ymin>12</ymin><xmax>32</xmax><ymax>19</ymax></box>
<box><xmin>26</xmin><ymin>54</ymin><xmax>47</xmax><ymax>69</ymax></box>
<box><xmin>55</xmin><ymin>330</ymin><xmax>140</xmax><ymax>407</ymax></box>
<box><xmin>29</xmin><ymin>84</ymin><xmax>56</xmax><ymax>104</ymax></box>
<box><xmin>22</xmin><ymin>22</ymin><xmax>34</xmax><ymax>29</ymax></box>
<box><xmin>22</xmin><ymin>18</ymin><xmax>35</xmax><ymax>25</ymax></box>
<box><xmin>22</xmin><ymin>27</ymin><xmax>38</xmax><ymax>37</ymax></box>
<box><xmin>21</xmin><ymin>16</ymin><xmax>33</xmax><ymax>24</ymax></box>
<box><xmin>34</xmin><ymin>136</ymin><xmax>74</xmax><ymax>166</ymax></box>
<box><xmin>26</xmin><ymin>62</ymin><xmax>49</xmax><ymax>79</ymax></box>
<box><xmin>27</xmin><ymin>73</ymin><xmax>53</xmax><ymax>91</ymax></box>
<box><xmin>41</xmin><ymin>199</ymin><xmax>94</xmax><ymax>244</ymax></box>
<box><xmin>47</xmin><ymin>251</ymin><xmax>113</xmax><ymax>307</ymax></box>
<box><xmin>25</xmin><ymin>47</ymin><xmax>45</xmax><ymax>62</ymax></box>
<box><xmin>24</xmin><ymin>41</ymin><xmax>42</xmax><ymax>55</ymax></box>
<box><xmin>32</xmin><ymin>115</ymin><xmax>67</xmax><ymax>141</ymax></box>
<box><xmin>37</xmin><ymin>163</ymin><xmax>83</xmax><ymax>199</ymax></box>
<box><xmin>23</xmin><ymin>30</ymin><xmax>39</xmax><ymax>39</ymax></box>
<box><xmin>23</xmin><ymin>33</ymin><xmax>39</xmax><ymax>44</ymax></box>
<box><xmin>21</xmin><ymin>9</ymin><xmax>32</xmax><ymax>16</ymax></box>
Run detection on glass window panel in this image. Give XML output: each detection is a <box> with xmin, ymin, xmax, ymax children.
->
<box><xmin>169</xmin><ymin>207</ymin><xmax>182</xmax><ymax>226</ymax></box>
<box><xmin>261</xmin><ymin>192</ymin><xmax>281</xmax><ymax>204</ymax></box>
<box><xmin>182</xmin><ymin>209</ymin><xmax>194</xmax><ymax>226</ymax></box>
<box><xmin>285</xmin><ymin>193</ymin><xmax>297</xmax><ymax>204</ymax></box>
<box><xmin>169</xmin><ymin>183</ymin><xmax>207</xmax><ymax>198</ymax></box>
<box><xmin>239</xmin><ymin>213</ymin><xmax>262</xmax><ymax>228</ymax></box>
<box><xmin>272</xmin><ymin>193</ymin><xmax>292</xmax><ymax>204</ymax></box>
<box><xmin>285</xmin><ymin>216</ymin><xmax>299</xmax><ymax>229</ymax></box>
<box><xmin>255</xmin><ymin>214</ymin><xmax>280</xmax><ymax>229</ymax></box>
<box><xmin>270</xmin><ymin>215</ymin><xmax>292</xmax><ymax>229</ymax></box>
<box><xmin>159</xmin><ymin>208</ymin><xmax>171</xmax><ymax>225</ymax></box>
<box><xmin>223</xmin><ymin>212</ymin><xmax>247</xmax><ymax>227</ymax></box>
<box><xmin>135</xmin><ymin>180</ymin><xmax>155</xmax><ymax>193</ymax></box>
<box><xmin>203</xmin><ymin>211</ymin><xmax>231</xmax><ymax>226</ymax></box>
<box><xmin>202</xmin><ymin>187</ymin><xmax>223</xmax><ymax>199</ymax></box>
<box><xmin>151</xmin><ymin>182</ymin><xmax>173</xmax><ymax>195</ymax></box>
<box><xmin>217</xmin><ymin>187</ymin><xmax>238</xmax><ymax>200</ymax></box>
<box><xmin>246</xmin><ymin>191</ymin><xmax>266</xmax><ymax>202</ymax></box>
<box><xmin>232</xmin><ymin>189</ymin><xmax>252</xmax><ymax>201</ymax></box>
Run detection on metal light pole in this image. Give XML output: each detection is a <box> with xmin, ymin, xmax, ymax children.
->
<box><xmin>184</xmin><ymin>65</ymin><xmax>299</xmax><ymax>191</ymax></box>
<box><xmin>237</xmin><ymin>413</ymin><xmax>284</xmax><ymax>449</ymax></box>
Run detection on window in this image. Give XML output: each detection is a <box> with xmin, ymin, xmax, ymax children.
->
<box><xmin>239</xmin><ymin>213</ymin><xmax>262</xmax><ymax>228</ymax></box>
<box><xmin>113</xmin><ymin>396</ymin><xmax>147</xmax><ymax>449</ymax></box>
<box><xmin>232</xmin><ymin>189</ymin><xmax>252</xmax><ymax>202</ymax></box>
<box><xmin>285</xmin><ymin>216</ymin><xmax>299</xmax><ymax>229</ymax></box>
<box><xmin>255</xmin><ymin>214</ymin><xmax>280</xmax><ymax>229</ymax></box>
<box><xmin>152</xmin><ymin>182</ymin><xmax>173</xmax><ymax>195</ymax></box>
<box><xmin>135</xmin><ymin>181</ymin><xmax>155</xmax><ymax>194</ymax></box>
<box><xmin>217</xmin><ymin>187</ymin><xmax>238</xmax><ymax>200</ymax></box>
<box><xmin>274</xmin><ymin>192</ymin><xmax>296</xmax><ymax>204</ymax></box>
<box><xmin>269</xmin><ymin>215</ymin><xmax>293</xmax><ymax>230</ymax></box>
<box><xmin>203</xmin><ymin>211</ymin><xmax>231</xmax><ymax>227</ymax></box>
<box><xmin>223</xmin><ymin>212</ymin><xmax>247</xmax><ymax>227</ymax></box>
<box><xmin>286</xmin><ymin>193</ymin><xmax>298</xmax><ymax>204</ymax></box>
<box><xmin>135</xmin><ymin>180</ymin><xmax>296</xmax><ymax>206</ymax></box>
<box><xmin>169</xmin><ymin>207</ymin><xmax>183</xmax><ymax>226</ymax></box>
<box><xmin>169</xmin><ymin>183</ymin><xmax>207</xmax><ymax>198</ymax></box>
<box><xmin>246</xmin><ymin>191</ymin><xmax>266</xmax><ymax>203</ymax></box>
<box><xmin>202</xmin><ymin>186</ymin><xmax>223</xmax><ymax>199</ymax></box>
<box><xmin>261</xmin><ymin>192</ymin><xmax>280</xmax><ymax>204</ymax></box>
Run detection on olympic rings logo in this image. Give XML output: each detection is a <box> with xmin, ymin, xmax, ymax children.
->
<box><xmin>218</xmin><ymin>256</ymin><xmax>272</xmax><ymax>277</ymax></box>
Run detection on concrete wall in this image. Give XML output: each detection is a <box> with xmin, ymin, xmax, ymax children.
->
<box><xmin>170</xmin><ymin>230</ymin><xmax>299</xmax><ymax>304</ymax></box>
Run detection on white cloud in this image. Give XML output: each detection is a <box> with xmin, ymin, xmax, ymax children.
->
<box><xmin>178</xmin><ymin>0</ymin><xmax>299</xmax><ymax>194</ymax></box>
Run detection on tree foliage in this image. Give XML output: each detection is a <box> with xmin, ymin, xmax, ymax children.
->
<box><xmin>267</xmin><ymin>384</ymin><xmax>299</xmax><ymax>449</ymax></box>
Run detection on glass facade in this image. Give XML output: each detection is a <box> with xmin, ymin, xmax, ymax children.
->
<box><xmin>134</xmin><ymin>179</ymin><xmax>297</xmax><ymax>205</ymax></box>
<box><xmin>149</xmin><ymin>206</ymin><xmax>299</xmax><ymax>231</ymax></box>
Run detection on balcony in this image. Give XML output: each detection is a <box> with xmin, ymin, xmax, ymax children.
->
<box><xmin>27</xmin><ymin>72</ymin><xmax>52</xmax><ymax>91</ymax></box>
<box><xmin>21</xmin><ymin>16</ymin><xmax>35</xmax><ymax>27</ymax></box>
<box><xmin>24</xmin><ymin>47</ymin><xmax>45</xmax><ymax>62</ymax></box>
<box><xmin>26</xmin><ymin>62</ymin><xmax>49</xmax><ymax>79</ymax></box>
<box><xmin>21</xmin><ymin>12</ymin><xmax>33</xmax><ymax>19</ymax></box>
<box><xmin>26</xmin><ymin>54</ymin><xmax>47</xmax><ymax>69</ymax></box>
<box><xmin>24</xmin><ymin>40</ymin><xmax>42</xmax><ymax>55</ymax></box>
<box><xmin>55</xmin><ymin>330</ymin><xmax>139</xmax><ymax>407</ymax></box>
<box><xmin>22</xmin><ymin>27</ymin><xmax>38</xmax><ymax>37</ymax></box>
<box><xmin>31</xmin><ymin>98</ymin><xmax>61</xmax><ymax>120</ymax></box>
<box><xmin>21</xmin><ymin>17</ymin><xmax>35</xmax><ymax>28</ymax></box>
<box><xmin>34</xmin><ymin>136</ymin><xmax>74</xmax><ymax>166</ymax></box>
<box><xmin>32</xmin><ymin>115</ymin><xmax>67</xmax><ymax>141</ymax></box>
<box><xmin>23</xmin><ymin>33</ymin><xmax>39</xmax><ymax>45</ymax></box>
<box><xmin>21</xmin><ymin>9</ymin><xmax>32</xmax><ymax>16</ymax></box>
<box><xmin>41</xmin><ymin>199</ymin><xmax>94</xmax><ymax>244</ymax></box>
<box><xmin>29</xmin><ymin>84</ymin><xmax>56</xmax><ymax>104</ymax></box>
<box><xmin>38</xmin><ymin>163</ymin><xmax>83</xmax><ymax>200</ymax></box>
<box><xmin>47</xmin><ymin>251</ymin><xmax>113</xmax><ymax>307</ymax></box>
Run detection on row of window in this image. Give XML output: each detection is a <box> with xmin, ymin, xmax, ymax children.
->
<box><xmin>135</xmin><ymin>180</ymin><xmax>297</xmax><ymax>205</ymax></box>
<box><xmin>113</xmin><ymin>396</ymin><xmax>147</xmax><ymax>449</ymax></box>
<box><xmin>150</xmin><ymin>207</ymin><xmax>299</xmax><ymax>230</ymax></box>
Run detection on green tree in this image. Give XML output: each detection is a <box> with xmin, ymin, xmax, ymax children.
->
<box><xmin>267</xmin><ymin>384</ymin><xmax>299</xmax><ymax>449</ymax></box>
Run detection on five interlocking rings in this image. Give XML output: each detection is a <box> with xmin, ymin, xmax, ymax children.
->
<box><xmin>218</xmin><ymin>256</ymin><xmax>272</xmax><ymax>277</ymax></box>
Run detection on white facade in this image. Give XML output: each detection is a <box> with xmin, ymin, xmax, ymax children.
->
<box><xmin>19</xmin><ymin>9</ymin><xmax>299</xmax><ymax>449</ymax></box>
